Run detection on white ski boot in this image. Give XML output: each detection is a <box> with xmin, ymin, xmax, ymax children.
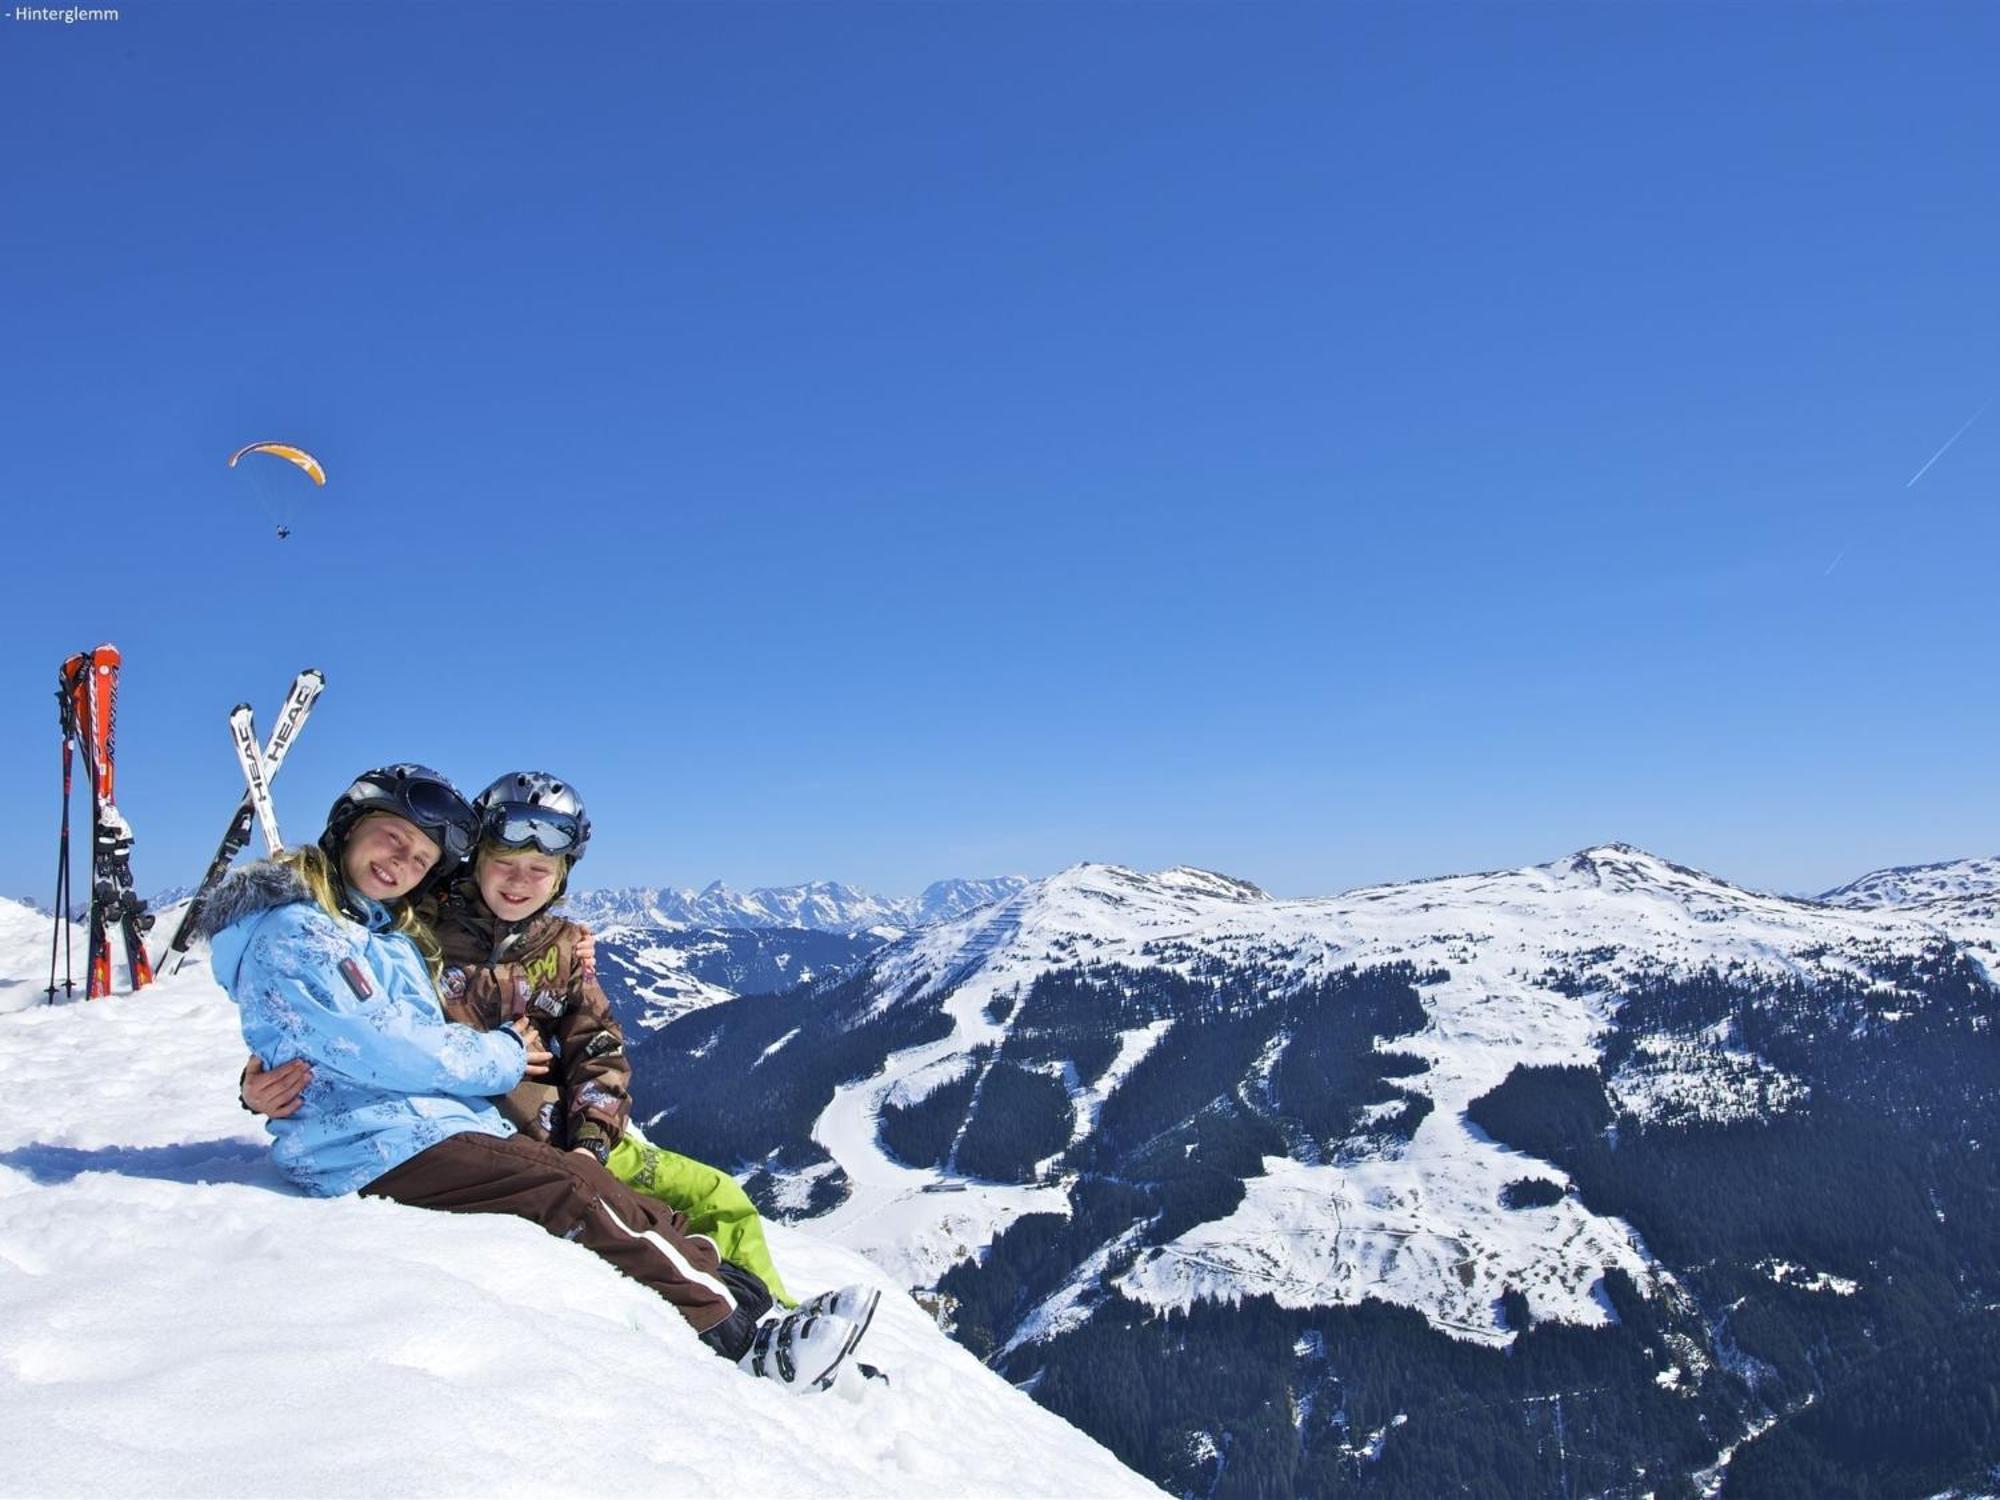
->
<box><xmin>740</xmin><ymin>1305</ymin><xmax>874</xmax><ymax>1393</ymax></box>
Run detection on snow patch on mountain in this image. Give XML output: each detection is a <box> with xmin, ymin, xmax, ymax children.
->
<box><xmin>1757</xmin><ymin>1260</ymin><xmax>1860</xmax><ymax>1296</ymax></box>
<box><xmin>1001</xmin><ymin>1221</ymin><xmax>1154</xmax><ymax>1358</ymax></box>
<box><xmin>605</xmin><ymin>935</ymin><xmax>742</xmax><ymax>1024</ymax></box>
<box><xmin>589</xmin><ymin>925</ymin><xmax>883</xmax><ymax>1029</ymax></box>
<box><xmin>1608</xmin><ymin>1029</ymin><xmax>1810</xmax><ymax>1128</ymax></box>
<box><xmin>1068</xmin><ymin>1018</ymin><xmax>1174</xmax><ymax>1147</ymax></box>
<box><xmin>885</xmin><ymin>1051</ymin><xmax>979</xmax><ymax>1110</ymax></box>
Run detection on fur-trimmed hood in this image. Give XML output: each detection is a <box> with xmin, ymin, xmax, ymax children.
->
<box><xmin>196</xmin><ymin>859</ymin><xmax>313</xmax><ymax>939</ymax></box>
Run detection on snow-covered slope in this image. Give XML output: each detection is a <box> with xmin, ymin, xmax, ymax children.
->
<box><xmin>0</xmin><ymin>908</ymin><xmax>1157</xmax><ymax>1498</ymax></box>
<box><xmin>593</xmin><ymin>925</ymin><xmax>884</xmax><ymax>1029</ymax></box>
<box><xmin>1818</xmin><ymin>854</ymin><xmax>2000</xmax><ymax>910</ymax></box>
<box><xmin>0</xmin><ymin>896</ymin><xmax>64</xmax><ymax>1009</ymax></box>
<box><xmin>790</xmin><ymin>845</ymin><xmax>1999</xmax><ymax>1348</ymax></box>
<box><xmin>563</xmin><ymin>875</ymin><xmax>1028</xmax><ymax>937</ymax></box>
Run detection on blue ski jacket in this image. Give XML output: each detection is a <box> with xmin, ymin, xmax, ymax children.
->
<box><xmin>204</xmin><ymin>861</ymin><xmax>528</xmax><ymax>1197</ymax></box>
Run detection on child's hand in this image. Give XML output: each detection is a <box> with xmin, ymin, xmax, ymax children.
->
<box><xmin>573</xmin><ymin>926</ymin><xmax>597</xmax><ymax>980</ymax></box>
<box><xmin>509</xmin><ymin>1018</ymin><xmax>555</xmax><ymax>1080</ymax></box>
<box><xmin>241</xmin><ymin>1054</ymin><xmax>312</xmax><ymax>1118</ymax></box>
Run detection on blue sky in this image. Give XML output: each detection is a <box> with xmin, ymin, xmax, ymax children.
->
<box><xmin>3</xmin><ymin>1</ymin><xmax>1996</xmax><ymax>905</ymax></box>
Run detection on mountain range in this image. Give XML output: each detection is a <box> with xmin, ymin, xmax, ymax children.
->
<box><xmin>611</xmin><ymin>844</ymin><xmax>2000</xmax><ymax>1498</ymax></box>
<box><xmin>559</xmin><ymin>876</ymin><xmax>1028</xmax><ymax>936</ymax></box>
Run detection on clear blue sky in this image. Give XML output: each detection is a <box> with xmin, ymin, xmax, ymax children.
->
<box><xmin>4</xmin><ymin>1</ymin><xmax>1995</xmax><ymax>905</ymax></box>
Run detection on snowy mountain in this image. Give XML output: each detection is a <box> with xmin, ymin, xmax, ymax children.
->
<box><xmin>1817</xmin><ymin>854</ymin><xmax>2000</xmax><ymax>910</ymax></box>
<box><xmin>567</xmin><ymin>875</ymin><xmax>1027</xmax><ymax>1028</ymax></box>
<box><xmin>632</xmin><ymin>844</ymin><xmax>2000</xmax><ymax>1497</ymax></box>
<box><xmin>562</xmin><ymin>874</ymin><xmax>1029</xmax><ymax>937</ymax></box>
<box><xmin>0</xmin><ymin>908</ymin><xmax>1159</xmax><ymax>1498</ymax></box>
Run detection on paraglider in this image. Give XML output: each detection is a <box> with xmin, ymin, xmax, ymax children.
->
<box><xmin>227</xmin><ymin>442</ymin><xmax>325</xmax><ymax>540</ymax></box>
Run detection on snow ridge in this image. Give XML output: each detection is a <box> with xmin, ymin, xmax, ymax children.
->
<box><xmin>1818</xmin><ymin>855</ymin><xmax>2000</xmax><ymax>910</ymax></box>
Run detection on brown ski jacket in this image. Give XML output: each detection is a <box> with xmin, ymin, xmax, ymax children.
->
<box><xmin>425</xmin><ymin>882</ymin><xmax>632</xmax><ymax>1160</ymax></box>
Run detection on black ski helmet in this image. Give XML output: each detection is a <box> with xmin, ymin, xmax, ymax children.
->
<box><xmin>318</xmin><ymin>764</ymin><xmax>479</xmax><ymax>893</ymax></box>
<box><xmin>472</xmin><ymin>770</ymin><xmax>591</xmax><ymax>862</ymax></box>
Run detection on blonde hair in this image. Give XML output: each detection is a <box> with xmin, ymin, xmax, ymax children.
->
<box><xmin>277</xmin><ymin>840</ymin><xmax>444</xmax><ymax>979</ymax></box>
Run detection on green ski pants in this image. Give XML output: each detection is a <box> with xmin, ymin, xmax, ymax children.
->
<box><xmin>605</xmin><ymin>1133</ymin><xmax>796</xmax><ymax>1307</ymax></box>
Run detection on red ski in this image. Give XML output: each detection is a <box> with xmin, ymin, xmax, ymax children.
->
<box><xmin>55</xmin><ymin>646</ymin><xmax>153</xmax><ymax>998</ymax></box>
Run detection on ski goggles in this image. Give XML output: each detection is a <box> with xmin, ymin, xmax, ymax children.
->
<box><xmin>482</xmin><ymin>804</ymin><xmax>584</xmax><ymax>857</ymax></box>
<box><xmin>345</xmin><ymin>768</ymin><xmax>479</xmax><ymax>863</ymax></box>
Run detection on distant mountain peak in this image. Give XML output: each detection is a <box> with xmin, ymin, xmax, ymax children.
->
<box><xmin>1154</xmin><ymin>866</ymin><xmax>1269</xmax><ymax>902</ymax></box>
<box><xmin>1043</xmin><ymin>862</ymin><xmax>1266</xmax><ymax>901</ymax></box>
<box><xmin>1819</xmin><ymin>855</ymin><xmax>2000</xmax><ymax>909</ymax></box>
<box><xmin>1554</xmin><ymin>844</ymin><xmax>1736</xmax><ymax>893</ymax></box>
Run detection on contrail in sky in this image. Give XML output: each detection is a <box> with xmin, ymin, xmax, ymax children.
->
<box><xmin>1906</xmin><ymin>399</ymin><xmax>1992</xmax><ymax>487</ymax></box>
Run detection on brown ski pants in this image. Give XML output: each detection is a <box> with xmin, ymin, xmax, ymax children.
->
<box><xmin>361</xmin><ymin>1130</ymin><xmax>768</xmax><ymax>1356</ymax></box>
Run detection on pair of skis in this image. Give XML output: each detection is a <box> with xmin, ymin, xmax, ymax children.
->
<box><xmin>157</xmin><ymin>670</ymin><xmax>324</xmax><ymax>971</ymax></box>
<box><xmin>49</xmin><ymin>646</ymin><xmax>154</xmax><ymax>1000</ymax></box>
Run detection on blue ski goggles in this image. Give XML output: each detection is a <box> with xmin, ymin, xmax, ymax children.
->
<box><xmin>483</xmin><ymin>804</ymin><xmax>584</xmax><ymax>857</ymax></box>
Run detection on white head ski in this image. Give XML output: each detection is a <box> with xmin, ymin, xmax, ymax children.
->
<box><xmin>228</xmin><ymin>705</ymin><xmax>285</xmax><ymax>855</ymax></box>
<box><xmin>162</xmin><ymin>670</ymin><xmax>324</xmax><ymax>968</ymax></box>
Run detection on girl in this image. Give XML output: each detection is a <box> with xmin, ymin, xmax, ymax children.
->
<box><xmin>207</xmin><ymin>763</ymin><xmax>869</xmax><ymax>1392</ymax></box>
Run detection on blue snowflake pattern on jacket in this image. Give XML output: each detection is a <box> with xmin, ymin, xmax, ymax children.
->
<box><xmin>208</xmin><ymin>869</ymin><xmax>527</xmax><ymax>1197</ymax></box>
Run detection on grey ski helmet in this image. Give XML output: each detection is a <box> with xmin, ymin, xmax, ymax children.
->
<box><xmin>319</xmin><ymin>764</ymin><xmax>479</xmax><ymax>891</ymax></box>
<box><xmin>472</xmin><ymin>770</ymin><xmax>591</xmax><ymax>861</ymax></box>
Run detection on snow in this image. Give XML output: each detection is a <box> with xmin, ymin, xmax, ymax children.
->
<box><xmin>1000</xmin><ymin>1221</ymin><xmax>1153</xmax><ymax>1357</ymax></box>
<box><xmin>0</xmin><ymin>900</ymin><xmax>1158</xmax><ymax>1499</ymax></box>
<box><xmin>1818</xmin><ymin>855</ymin><xmax>2000</xmax><ymax>910</ymax></box>
<box><xmin>1608</xmin><ymin>1031</ymin><xmax>1810</xmax><ymax>1128</ymax></box>
<box><xmin>756</xmin><ymin>1025</ymin><xmax>802</xmax><ymax>1063</ymax></box>
<box><xmin>1067</xmin><ymin>1018</ymin><xmax>1174</xmax><ymax>1147</ymax></box>
<box><xmin>601</xmin><ymin>933</ymin><xmax>744</xmax><ymax>1026</ymax></box>
<box><xmin>1758</xmin><ymin>1259</ymin><xmax>1860</xmax><ymax>1296</ymax></box>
